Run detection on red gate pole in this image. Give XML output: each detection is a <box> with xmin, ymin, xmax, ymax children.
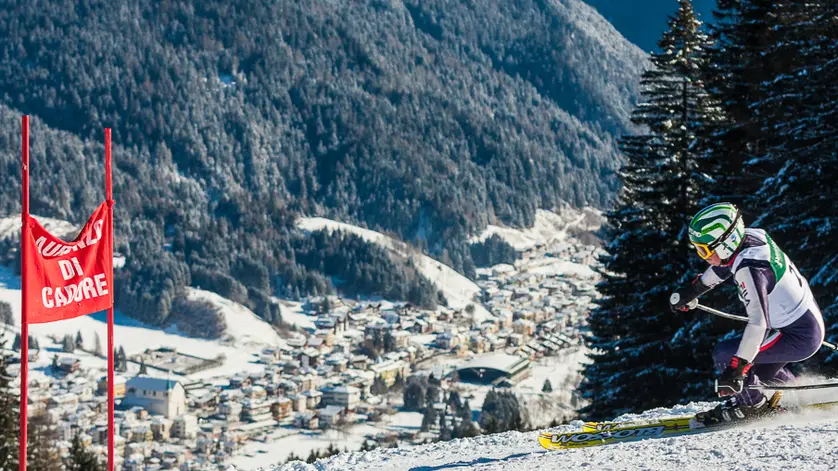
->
<box><xmin>104</xmin><ymin>128</ymin><xmax>115</xmax><ymax>471</ymax></box>
<box><xmin>19</xmin><ymin>115</ymin><xmax>30</xmax><ymax>471</ymax></box>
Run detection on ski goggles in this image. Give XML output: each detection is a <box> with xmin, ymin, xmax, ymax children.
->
<box><xmin>691</xmin><ymin>241</ymin><xmax>715</xmax><ymax>260</ymax></box>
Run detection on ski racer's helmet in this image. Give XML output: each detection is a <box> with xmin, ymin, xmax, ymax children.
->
<box><xmin>688</xmin><ymin>203</ymin><xmax>745</xmax><ymax>261</ymax></box>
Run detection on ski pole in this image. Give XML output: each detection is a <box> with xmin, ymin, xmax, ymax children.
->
<box><xmin>717</xmin><ymin>379</ymin><xmax>838</xmax><ymax>393</ymax></box>
<box><xmin>746</xmin><ymin>381</ymin><xmax>838</xmax><ymax>391</ymax></box>
<box><xmin>694</xmin><ymin>302</ymin><xmax>747</xmax><ymax>322</ymax></box>
<box><xmin>694</xmin><ymin>303</ymin><xmax>838</xmax><ymax>351</ymax></box>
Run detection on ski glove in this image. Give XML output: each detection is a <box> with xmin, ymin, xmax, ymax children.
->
<box><xmin>716</xmin><ymin>356</ymin><xmax>753</xmax><ymax>396</ymax></box>
<box><xmin>669</xmin><ymin>275</ymin><xmax>712</xmax><ymax>313</ymax></box>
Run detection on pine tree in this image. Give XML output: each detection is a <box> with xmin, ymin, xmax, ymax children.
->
<box><xmin>425</xmin><ymin>385</ymin><xmax>440</xmax><ymax>408</ymax></box>
<box><xmin>753</xmin><ymin>2</ymin><xmax>838</xmax><ymax>369</ymax></box>
<box><xmin>62</xmin><ymin>335</ymin><xmax>75</xmax><ymax>353</ymax></box>
<box><xmin>0</xmin><ymin>301</ymin><xmax>13</xmax><ymax>326</ymax></box>
<box><xmin>371</xmin><ymin>376</ymin><xmax>388</xmax><ymax>397</ymax></box>
<box><xmin>75</xmin><ymin>331</ymin><xmax>84</xmax><ymax>350</ymax></box>
<box><xmin>402</xmin><ymin>380</ymin><xmax>425</xmax><ymax>411</ymax></box>
<box><xmin>542</xmin><ymin>379</ymin><xmax>553</xmax><ymax>393</ymax></box>
<box><xmin>420</xmin><ymin>406</ymin><xmax>437</xmax><ymax>432</ymax></box>
<box><xmin>455</xmin><ymin>407</ymin><xmax>480</xmax><ymax>438</ymax></box>
<box><xmin>117</xmin><ymin>347</ymin><xmax>128</xmax><ymax>373</ymax></box>
<box><xmin>28</xmin><ymin>415</ymin><xmax>60</xmax><ymax>471</ymax></box>
<box><xmin>112</xmin><ymin>348</ymin><xmax>120</xmax><ymax>372</ymax></box>
<box><xmin>580</xmin><ymin>0</ymin><xmax>725</xmax><ymax>420</ymax></box>
<box><xmin>458</xmin><ymin>399</ymin><xmax>472</xmax><ymax>421</ymax></box>
<box><xmin>67</xmin><ymin>432</ymin><xmax>101</xmax><ymax>471</ymax></box>
<box><xmin>438</xmin><ymin>412</ymin><xmax>452</xmax><ymax>441</ymax></box>
<box><xmin>702</xmin><ymin>0</ymin><xmax>780</xmax><ymax>210</ymax></box>
<box><xmin>93</xmin><ymin>334</ymin><xmax>103</xmax><ymax>358</ymax></box>
<box><xmin>13</xmin><ymin>334</ymin><xmax>21</xmax><ymax>352</ymax></box>
<box><xmin>447</xmin><ymin>390</ymin><xmax>462</xmax><ymax>412</ymax></box>
<box><xmin>479</xmin><ymin>390</ymin><xmax>523</xmax><ymax>432</ymax></box>
<box><xmin>0</xmin><ymin>340</ymin><xmax>19</xmax><ymax>470</ymax></box>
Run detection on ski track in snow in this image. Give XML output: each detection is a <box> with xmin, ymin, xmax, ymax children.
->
<box><xmin>261</xmin><ymin>398</ymin><xmax>838</xmax><ymax>471</ymax></box>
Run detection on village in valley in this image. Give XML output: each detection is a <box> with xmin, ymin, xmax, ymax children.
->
<box><xmin>0</xmin><ymin>211</ymin><xmax>604</xmax><ymax>471</ymax></box>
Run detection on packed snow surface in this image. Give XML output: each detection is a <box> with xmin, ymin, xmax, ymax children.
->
<box><xmin>261</xmin><ymin>396</ymin><xmax>838</xmax><ymax>471</ymax></box>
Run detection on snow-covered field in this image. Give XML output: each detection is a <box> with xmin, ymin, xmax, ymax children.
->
<box><xmin>272</xmin><ymin>298</ymin><xmax>316</xmax><ymax>331</ymax></box>
<box><xmin>0</xmin><ymin>213</ymin><xmax>286</xmax><ymax>380</ymax></box>
<box><xmin>297</xmin><ymin>217</ymin><xmax>490</xmax><ymax>321</ymax></box>
<box><xmin>232</xmin><ymin>412</ymin><xmax>424</xmax><ymax>470</ymax></box>
<box><xmin>469</xmin><ymin>205</ymin><xmax>604</xmax><ymax>251</ymax></box>
<box><xmin>0</xmin><ymin>265</ymin><xmax>284</xmax><ymax>380</ymax></box>
<box><xmin>261</xmin><ymin>397</ymin><xmax>838</xmax><ymax>471</ymax></box>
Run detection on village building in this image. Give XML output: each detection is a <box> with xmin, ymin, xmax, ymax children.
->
<box><xmin>172</xmin><ymin>414</ymin><xmax>198</xmax><ymax>439</ymax></box>
<box><xmin>122</xmin><ymin>377</ymin><xmax>186</xmax><ymax>419</ymax></box>
<box><xmin>320</xmin><ymin>385</ymin><xmax>361</xmax><ymax>410</ymax></box>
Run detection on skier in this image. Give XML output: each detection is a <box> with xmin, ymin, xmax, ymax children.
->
<box><xmin>669</xmin><ymin>202</ymin><xmax>825</xmax><ymax>425</ymax></box>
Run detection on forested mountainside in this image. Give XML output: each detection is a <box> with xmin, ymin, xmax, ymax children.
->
<box><xmin>0</xmin><ymin>0</ymin><xmax>645</xmax><ymax>327</ymax></box>
<box><xmin>583</xmin><ymin>0</ymin><xmax>715</xmax><ymax>51</ymax></box>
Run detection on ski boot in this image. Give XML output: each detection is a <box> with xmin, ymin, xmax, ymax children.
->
<box><xmin>695</xmin><ymin>391</ymin><xmax>783</xmax><ymax>426</ymax></box>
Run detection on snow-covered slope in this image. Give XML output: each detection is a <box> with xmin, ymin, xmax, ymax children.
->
<box><xmin>0</xmin><ymin>266</ymin><xmax>284</xmax><ymax>380</ymax></box>
<box><xmin>0</xmin><ymin>214</ymin><xmax>285</xmax><ymax>377</ymax></box>
<box><xmin>470</xmin><ymin>204</ymin><xmax>605</xmax><ymax>251</ymax></box>
<box><xmin>297</xmin><ymin>217</ymin><xmax>490</xmax><ymax>321</ymax></box>
<box><xmin>0</xmin><ymin>213</ymin><xmax>79</xmax><ymax>240</ymax></box>
<box><xmin>263</xmin><ymin>398</ymin><xmax>838</xmax><ymax>471</ymax></box>
<box><xmin>186</xmin><ymin>288</ymin><xmax>285</xmax><ymax>348</ymax></box>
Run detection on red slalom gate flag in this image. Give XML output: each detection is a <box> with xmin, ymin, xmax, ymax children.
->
<box><xmin>22</xmin><ymin>201</ymin><xmax>113</xmax><ymax>323</ymax></box>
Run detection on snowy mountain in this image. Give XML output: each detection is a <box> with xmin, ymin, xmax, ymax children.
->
<box><xmin>0</xmin><ymin>0</ymin><xmax>649</xmax><ymax>328</ymax></box>
<box><xmin>469</xmin><ymin>204</ymin><xmax>605</xmax><ymax>251</ymax></box>
<box><xmin>262</xmin><ymin>396</ymin><xmax>838</xmax><ymax>471</ymax></box>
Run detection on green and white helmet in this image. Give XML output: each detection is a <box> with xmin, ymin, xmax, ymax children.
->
<box><xmin>688</xmin><ymin>203</ymin><xmax>745</xmax><ymax>260</ymax></box>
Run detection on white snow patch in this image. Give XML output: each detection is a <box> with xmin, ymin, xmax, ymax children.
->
<box><xmin>232</xmin><ymin>412</ymin><xmax>424</xmax><ymax>470</ymax></box>
<box><xmin>186</xmin><ymin>288</ymin><xmax>285</xmax><ymax>348</ymax></box>
<box><xmin>0</xmin><ymin>213</ymin><xmax>79</xmax><ymax>240</ymax></box>
<box><xmin>526</xmin><ymin>260</ymin><xmax>596</xmax><ymax>279</ymax></box>
<box><xmin>470</xmin><ymin>205</ymin><xmax>604</xmax><ymax>251</ymax></box>
<box><xmin>296</xmin><ymin>217</ymin><xmax>489</xmax><ymax>321</ymax></box>
<box><xmin>271</xmin><ymin>298</ymin><xmax>316</xmax><ymax>331</ymax></box>
<box><xmin>0</xmin><ymin>266</ymin><xmax>284</xmax><ymax>381</ymax></box>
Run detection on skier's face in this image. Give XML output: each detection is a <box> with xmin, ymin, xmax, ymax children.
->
<box><xmin>706</xmin><ymin>252</ymin><xmax>723</xmax><ymax>266</ymax></box>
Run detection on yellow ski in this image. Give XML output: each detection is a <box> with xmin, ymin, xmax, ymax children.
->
<box><xmin>581</xmin><ymin>415</ymin><xmax>694</xmax><ymax>433</ymax></box>
<box><xmin>539</xmin><ymin>417</ymin><xmax>695</xmax><ymax>450</ymax></box>
<box><xmin>540</xmin><ymin>399</ymin><xmax>838</xmax><ymax>450</ymax></box>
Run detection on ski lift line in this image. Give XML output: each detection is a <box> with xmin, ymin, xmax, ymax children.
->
<box><xmin>695</xmin><ymin>303</ymin><xmax>838</xmax><ymax>351</ymax></box>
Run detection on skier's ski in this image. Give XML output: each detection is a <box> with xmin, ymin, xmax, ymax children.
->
<box><xmin>538</xmin><ymin>416</ymin><xmax>702</xmax><ymax>450</ymax></box>
<box><xmin>581</xmin><ymin>415</ymin><xmax>693</xmax><ymax>433</ymax></box>
<box><xmin>580</xmin><ymin>399</ymin><xmax>838</xmax><ymax>433</ymax></box>
<box><xmin>539</xmin><ymin>400</ymin><xmax>838</xmax><ymax>450</ymax></box>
